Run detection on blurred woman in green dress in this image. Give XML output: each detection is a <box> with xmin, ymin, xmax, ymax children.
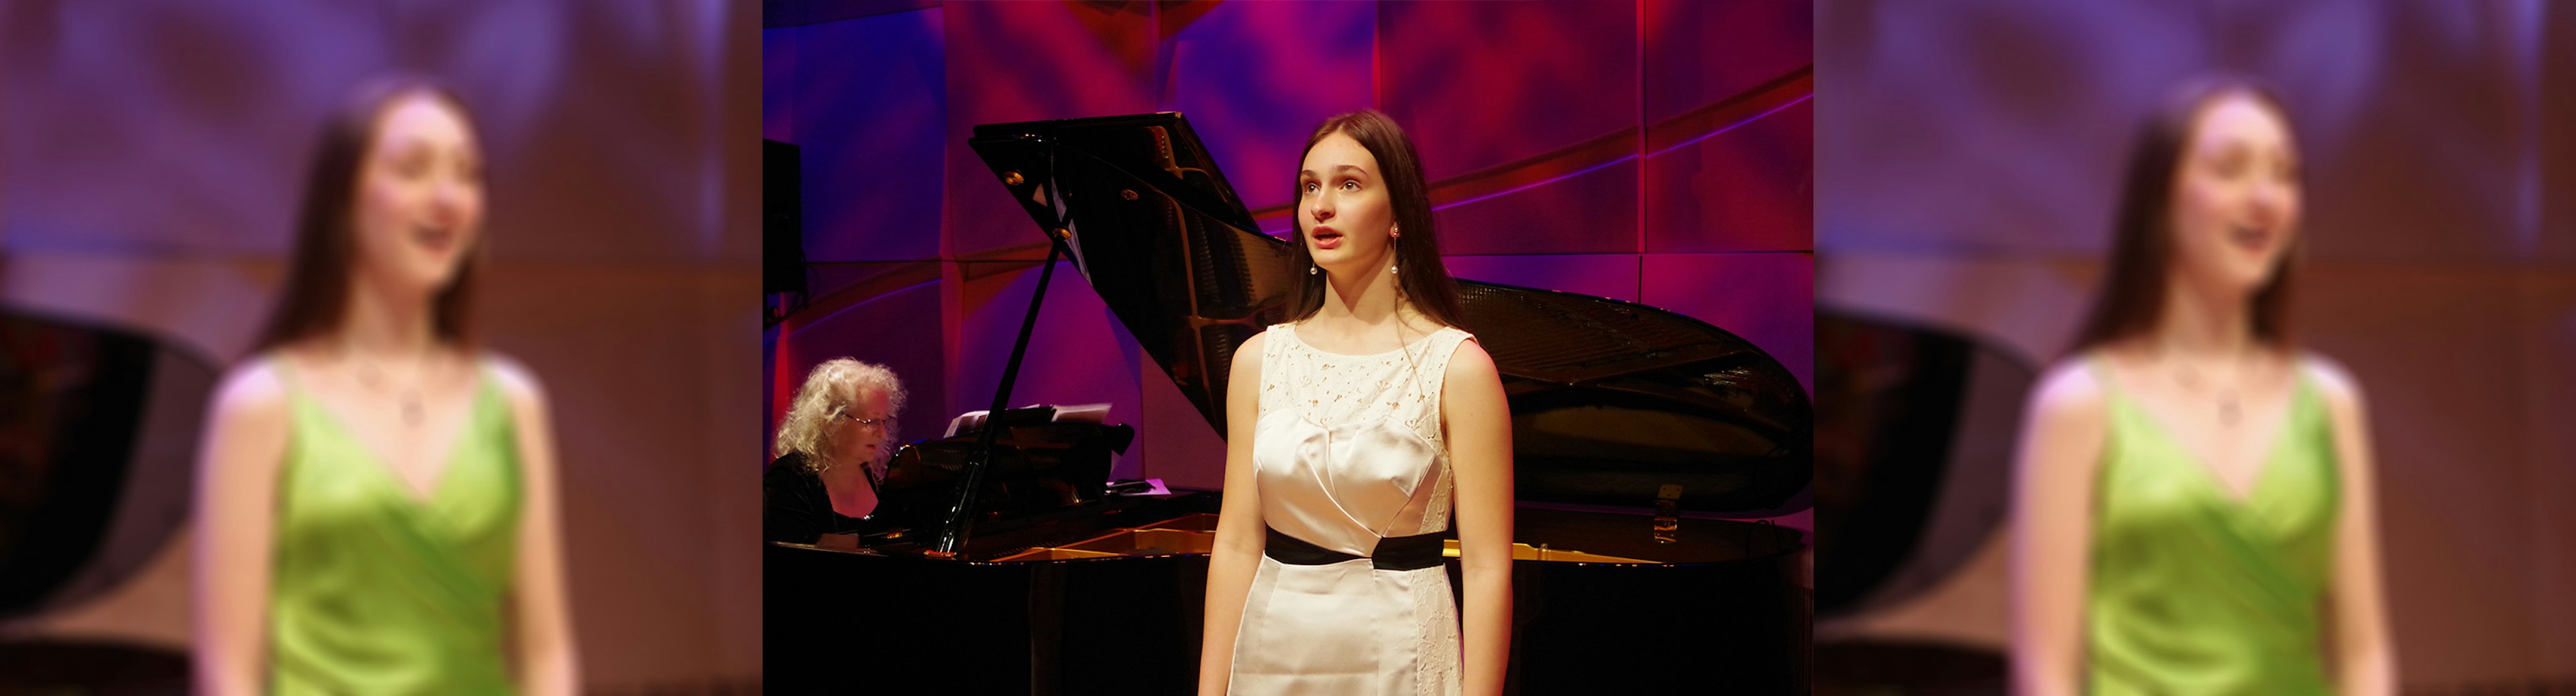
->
<box><xmin>192</xmin><ymin>76</ymin><xmax>580</xmax><ymax>695</ymax></box>
<box><xmin>2009</xmin><ymin>77</ymin><xmax>2395</xmax><ymax>696</ymax></box>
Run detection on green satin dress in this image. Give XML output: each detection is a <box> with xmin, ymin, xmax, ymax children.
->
<box><xmin>270</xmin><ymin>360</ymin><xmax>521</xmax><ymax>695</ymax></box>
<box><xmin>2086</xmin><ymin>358</ymin><xmax>2339</xmax><ymax>695</ymax></box>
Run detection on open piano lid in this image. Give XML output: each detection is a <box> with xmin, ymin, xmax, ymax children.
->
<box><xmin>969</xmin><ymin>112</ymin><xmax>1811</xmax><ymax>516</ymax></box>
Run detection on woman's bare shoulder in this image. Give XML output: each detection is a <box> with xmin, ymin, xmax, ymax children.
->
<box><xmin>201</xmin><ymin>356</ymin><xmax>295</xmax><ymax>481</ymax></box>
<box><xmin>2294</xmin><ymin>350</ymin><xmax>2365</xmax><ymax>412</ymax></box>
<box><xmin>1232</xmin><ymin>331</ymin><xmax>1269</xmax><ymax>372</ymax></box>
<box><xmin>2028</xmin><ymin>355</ymin><xmax>2110</xmax><ymax>424</ymax></box>
<box><xmin>478</xmin><ymin>352</ymin><xmax>544</xmax><ymax>400</ymax></box>
<box><xmin>1440</xmin><ymin>335</ymin><xmax>1496</xmax><ymax>385</ymax></box>
<box><xmin>210</xmin><ymin>355</ymin><xmax>292</xmax><ymax>419</ymax></box>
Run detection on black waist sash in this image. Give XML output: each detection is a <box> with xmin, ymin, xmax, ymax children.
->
<box><xmin>1264</xmin><ymin>526</ymin><xmax>1446</xmax><ymax>570</ymax></box>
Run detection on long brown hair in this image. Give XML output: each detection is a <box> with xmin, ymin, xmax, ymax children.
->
<box><xmin>2073</xmin><ymin>76</ymin><xmax>2300</xmax><ymax>353</ymax></box>
<box><xmin>254</xmin><ymin>76</ymin><xmax>482</xmax><ymax>354</ymax></box>
<box><xmin>1285</xmin><ymin>109</ymin><xmax>1466</xmax><ymax>329</ymax></box>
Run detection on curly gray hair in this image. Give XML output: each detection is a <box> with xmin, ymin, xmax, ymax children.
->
<box><xmin>773</xmin><ymin>357</ymin><xmax>907</xmax><ymax>473</ymax></box>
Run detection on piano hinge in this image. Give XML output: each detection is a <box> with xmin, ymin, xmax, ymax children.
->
<box><xmin>1652</xmin><ymin>484</ymin><xmax>1683</xmax><ymax>544</ymax></box>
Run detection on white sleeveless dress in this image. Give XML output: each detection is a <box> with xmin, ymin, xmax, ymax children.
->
<box><xmin>1228</xmin><ymin>322</ymin><xmax>1476</xmax><ymax>695</ymax></box>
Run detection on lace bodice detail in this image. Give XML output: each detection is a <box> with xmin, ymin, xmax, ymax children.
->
<box><xmin>1258</xmin><ymin>324</ymin><xmax>1470</xmax><ymax>446</ymax></box>
<box><xmin>1255</xmin><ymin>322</ymin><xmax>1474</xmax><ymax>535</ymax></box>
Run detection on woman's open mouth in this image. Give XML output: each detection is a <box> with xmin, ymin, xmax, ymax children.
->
<box><xmin>414</xmin><ymin>223</ymin><xmax>458</xmax><ymax>254</ymax></box>
<box><xmin>2228</xmin><ymin>222</ymin><xmax>2270</xmax><ymax>254</ymax></box>
<box><xmin>1311</xmin><ymin>228</ymin><xmax>1343</xmax><ymax>250</ymax></box>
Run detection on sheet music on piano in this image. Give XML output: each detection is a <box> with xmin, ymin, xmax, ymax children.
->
<box><xmin>942</xmin><ymin>402</ymin><xmax>1114</xmax><ymax>438</ymax></box>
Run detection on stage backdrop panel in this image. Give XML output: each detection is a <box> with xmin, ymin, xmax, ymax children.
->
<box><xmin>1443</xmin><ymin>254</ymin><xmax>1644</xmax><ymax>305</ymax></box>
<box><xmin>941</xmin><ymin>2</ymin><xmax>1160</xmax><ymax>262</ymax></box>
<box><xmin>771</xmin><ymin>10</ymin><xmax>947</xmax><ymax>264</ymax></box>
<box><xmin>1646</xmin><ymin>0</ymin><xmax>1815</xmax><ymax>254</ymax></box>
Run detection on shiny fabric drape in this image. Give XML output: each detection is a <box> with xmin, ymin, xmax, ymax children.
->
<box><xmin>2086</xmin><ymin>358</ymin><xmax>2339</xmax><ymax>695</ymax></box>
<box><xmin>270</xmin><ymin>363</ymin><xmax>521</xmax><ymax>695</ymax></box>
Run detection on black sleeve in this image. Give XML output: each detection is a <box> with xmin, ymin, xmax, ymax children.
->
<box><xmin>761</xmin><ymin>456</ymin><xmax>824</xmax><ymax>544</ymax></box>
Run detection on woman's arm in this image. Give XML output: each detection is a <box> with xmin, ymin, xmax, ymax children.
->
<box><xmin>2008</xmin><ymin>362</ymin><xmax>2110</xmax><ymax>696</ymax></box>
<box><xmin>1197</xmin><ymin>331</ymin><xmax>1269</xmax><ymax>695</ymax></box>
<box><xmin>2312</xmin><ymin>358</ymin><xmax>2396</xmax><ymax>695</ymax></box>
<box><xmin>1441</xmin><ymin>340</ymin><xmax>1514</xmax><ymax>695</ymax></box>
<box><xmin>494</xmin><ymin>358</ymin><xmax>581</xmax><ymax>696</ymax></box>
<box><xmin>192</xmin><ymin>363</ymin><xmax>292</xmax><ymax>696</ymax></box>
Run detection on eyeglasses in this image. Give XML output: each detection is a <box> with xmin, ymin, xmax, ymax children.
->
<box><xmin>835</xmin><ymin>411</ymin><xmax>890</xmax><ymax>428</ymax></box>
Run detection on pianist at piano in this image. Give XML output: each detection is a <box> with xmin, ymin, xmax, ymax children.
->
<box><xmin>761</xmin><ymin>111</ymin><xmax>1813</xmax><ymax>695</ymax></box>
<box><xmin>1197</xmin><ymin>109</ymin><xmax>1515</xmax><ymax>696</ymax></box>
<box><xmin>763</xmin><ymin>357</ymin><xmax>907</xmax><ymax>544</ymax></box>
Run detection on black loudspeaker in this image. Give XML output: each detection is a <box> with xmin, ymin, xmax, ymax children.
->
<box><xmin>763</xmin><ymin>139</ymin><xmax>805</xmax><ymax>295</ymax></box>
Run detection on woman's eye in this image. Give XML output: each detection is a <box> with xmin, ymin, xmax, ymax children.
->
<box><xmin>2212</xmin><ymin>156</ymin><xmax>2247</xmax><ymax>179</ymax></box>
<box><xmin>1341</xmin><ymin>180</ymin><xmax>1359</xmax><ymax>191</ymax></box>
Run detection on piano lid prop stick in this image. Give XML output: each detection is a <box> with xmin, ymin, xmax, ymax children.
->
<box><xmin>929</xmin><ymin>231</ymin><xmax>1071</xmax><ymax>557</ymax></box>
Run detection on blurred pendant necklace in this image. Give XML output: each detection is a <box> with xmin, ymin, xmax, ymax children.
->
<box><xmin>2169</xmin><ymin>350</ymin><xmax>2245</xmax><ymax>428</ymax></box>
<box><xmin>350</xmin><ymin>346</ymin><xmax>432</xmax><ymax>428</ymax></box>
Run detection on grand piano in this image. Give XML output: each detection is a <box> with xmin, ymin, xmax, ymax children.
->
<box><xmin>765</xmin><ymin>113</ymin><xmax>1813</xmax><ymax>694</ymax></box>
<box><xmin>0</xmin><ymin>308</ymin><xmax>213</xmax><ymax>692</ymax></box>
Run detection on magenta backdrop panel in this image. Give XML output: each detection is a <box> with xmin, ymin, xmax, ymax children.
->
<box><xmin>1379</xmin><ymin>1</ymin><xmax>1639</xmax><ymax>178</ymax></box>
<box><xmin>766</xmin><ymin>0</ymin><xmax>1815</xmax><ymax>279</ymax></box>
<box><xmin>1157</xmin><ymin>1</ymin><xmax>1378</xmax><ymax>216</ymax></box>
<box><xmin>1435</xmin><ymin>160</ymin><xmax>1644</xmax><ymax>256</ymax></box>
<box><xmin>1648</xmin><ymin>99</ymin><xmax>1813</xmax><ymax>253</ymax></box>
<box><xmin>1444</xmin><ymin>254</ymin><xmax>1644</xmax><ymax>305</ymax></box>
<box><xmin>951</xmin><ymin>260</ymin><xmax>1150</xmax><ymax>479</ymax></box>
<box><xmin>803</xmin><ymin>260</ymin><xmax>947</xmax><ymax>305</ymax></box>
<box><xmin>776</xmin><ymin>11</ymin><xmax>947</xmax><ymax>263</ymax></box>
<box><xmin>1381</xmin><ymin>0</ymin><xmax>1642</xmax><ymax>256</ymax></box>
<box><xmin>942</xmin><ymin>3</ymin><xmax>1160</xmax><ymax>262</ymax></box>
<box><xmin>1643</xmin><ymin>0</ymin><xmax>1813</xmax><ymax>254</ymax></box>
<box><xmin>765</xmin><ymin>2</ymin><xmax>1818</xmax><ymax>486</ymax></box>
<box><xmin>1646</xmin><ymin>0</ymin><xmax>1811</xmax><ymax>123</ymax></box>
<box><xmin>1641</xmin><ymin>252</ymin><xmax>1814</xmax><ymax>393</ymax></box>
